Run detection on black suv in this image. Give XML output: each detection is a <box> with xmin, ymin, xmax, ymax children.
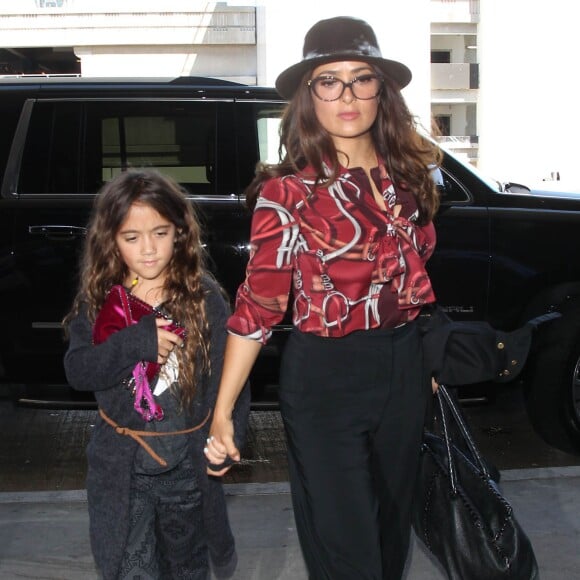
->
<box><xmin>1</xmin><ymin>76</ymin><xmax>580</xmax><ymax>454</ymax></box>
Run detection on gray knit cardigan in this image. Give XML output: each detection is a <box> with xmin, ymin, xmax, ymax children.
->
<box><xmin>64</xmin><ymin>276</ymin><xmax>250</xmax><ymax>579</ymax></box>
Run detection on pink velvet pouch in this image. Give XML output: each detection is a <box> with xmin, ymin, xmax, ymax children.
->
<box><xmin>93</xmin><ymin>285</ymin><xmax>186</xmax><ymax>421</ymax></box>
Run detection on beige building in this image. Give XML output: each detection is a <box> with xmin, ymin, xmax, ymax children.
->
<box><xmin>430</xmin><ymin>0</ymin><xmax>479</xmax><ymax>164</ymax></box>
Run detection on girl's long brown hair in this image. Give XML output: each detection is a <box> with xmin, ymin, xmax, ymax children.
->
<box><xmin>63</xmin><ymin>169</ymin><xmax>215</xmax><ymax>406</ymax></box>
<box><xmin>246</xmin><ymin>70</ymin><xmax>442</xmax><ymax>225</ymax></box>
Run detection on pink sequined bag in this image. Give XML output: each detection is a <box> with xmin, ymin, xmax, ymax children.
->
<box><xmin>93</xmin><ymin>285</ymin><xmax>186</xmax><ymax>421</ymax></box>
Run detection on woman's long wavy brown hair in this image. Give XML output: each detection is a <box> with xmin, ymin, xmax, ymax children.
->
<box><xmin>63</xmin><ymin>169</ymin><xmax>214</xmax><ymax>406</ymax></box>
<box><xmin>246</xmin><ymin>70</ymin><xmax>442</xmax><ymax>225</ymax></box>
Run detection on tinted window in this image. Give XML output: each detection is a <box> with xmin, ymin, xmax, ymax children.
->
<box><xmin>19</xmin><ymin>101</ymin><xmax>82</xmax><ymax>193</ymax></box>
<box><xmin>434</xmin><ymin>166</ymin><xmax>471</xmax><ymax>204</ymax></box>
<box><xmin>88</xmin><ymin>101</ymin><xmax>218</xmax><ymax>192</ymax></box>
<box><xmin>0</xmin><ymin>100</ymin><xmax>25</xmax><ymax>187</ymax></box>
<box><xmin>20</xmin><ymin>100</ymin><xmax>224</xmax><ymax>195</ymax></box>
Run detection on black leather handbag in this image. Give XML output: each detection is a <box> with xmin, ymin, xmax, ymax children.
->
<box><xmin>413</xmin><ymin>385</ymin><xmax>539</xmax><ymax>579</ymax></box>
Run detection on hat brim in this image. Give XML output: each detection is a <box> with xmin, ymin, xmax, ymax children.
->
<box><xmin>275</xmin><ymin>54</ymin><xmax>412</xmax><ymax>99</ymax></box>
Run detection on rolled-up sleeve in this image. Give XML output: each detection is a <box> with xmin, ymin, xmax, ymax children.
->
<box><xmin>417</xmin><ymin>221</ymin><xmax>436</xmax><ymax>262</ymax></box>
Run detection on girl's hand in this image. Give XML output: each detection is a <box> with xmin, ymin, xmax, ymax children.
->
<box><xmin>204</xmin><ymin>414</ymin><xmax>239</xmax><ymax>477</ymax></box>
<box><xmin>155</xmin><ymin>318</ymin><xmax>184</xmax><ymax>364</ymax></box>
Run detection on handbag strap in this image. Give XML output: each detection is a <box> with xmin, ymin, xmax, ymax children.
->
<box><xmin>113</xmin><ymin>285</ymin><xmax>164</xmax><ymax>422</ymax></box>
<box><xmin>436</xmin><ymin>387</ymin><xmax>458</xmax><ymax>494</ymax></box>
<box><xmin>436</xmin><ymin>385</ymin><xmax>490</xmax><ymax>495</ymax></box>
<box><xmin>439</xmin><ymin>385</ymin><xmax>490</xmax><ymax>479</ymax></box>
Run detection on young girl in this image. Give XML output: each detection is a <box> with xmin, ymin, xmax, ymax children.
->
<box><xmin>63</xmin><ymin>169</ymin><xmax>249</xmax><ymax>580</ymax></box>
<box><xmin>205</xmin><ymin>16</ymin><xmax>441</xmax><ymax>580</ymax></box>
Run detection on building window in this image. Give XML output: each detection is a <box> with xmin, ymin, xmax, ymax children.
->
<box><xmin>431</xmin><ymin>50</ymin><xmax>451</xmax><ymax>64</ymax></box>
<box><xmin>434</xmin><ymin>115</ymin><xmax>451</xmax><ymax>136</ymax></box>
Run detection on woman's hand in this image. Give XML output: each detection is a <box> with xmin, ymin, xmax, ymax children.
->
<box><xmin>155</xmin><ymin>318</ymin><xmax>184</xmax><ymax>364</ymax></box>
<box><xmin>431</xmin><ymin>377</ymin><xmax>439</xmax><ymax>394</ymax></box>
<box><xmin>204</xmin><ymin>413</ymin><xmax>239</xmax><ymax>476</ymax></box>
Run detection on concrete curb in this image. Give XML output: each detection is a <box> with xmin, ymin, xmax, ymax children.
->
<box><xmin>1</xmin><ymin>465</ymin><xmax>579</xmax><ymax>504</ymax></box>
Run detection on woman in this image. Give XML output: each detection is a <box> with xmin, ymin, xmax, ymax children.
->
<box><xmin>205</xmin><ymin>16</ymin><xmax>441</xmax><ymax>579</ymax></box>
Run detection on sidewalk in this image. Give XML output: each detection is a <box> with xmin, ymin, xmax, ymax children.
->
<box><xmin>0</xmin><ymin>467</ymin><xmax>579</xmax><ymax>579</ymax></box>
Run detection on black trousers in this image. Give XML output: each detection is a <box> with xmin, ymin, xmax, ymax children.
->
<box><xmin>278</xmin><ymin>322</ymin><xmax>429</xmax><ymax>580</ymax></box>
<box><xmin>117</xmin><ymin>457</ymin><xmax>209</xmax><ymax>580</ymax></box>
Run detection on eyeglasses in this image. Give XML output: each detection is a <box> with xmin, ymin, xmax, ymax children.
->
<box><xmin>307</xmin><ymin>73</ymin><xmax>384</xmax><ymax>102</ymax></box>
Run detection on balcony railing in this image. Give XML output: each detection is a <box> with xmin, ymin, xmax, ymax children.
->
<box><xmin>436</xmin><ymin>135</ymin><xmax>479</xmax><ymax>162</ymax></box>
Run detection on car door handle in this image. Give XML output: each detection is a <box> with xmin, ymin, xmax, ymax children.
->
<box><xmin>28</xmin><ymin>225</ymin><xmax>87</xmax><ymax>240</ymax></box>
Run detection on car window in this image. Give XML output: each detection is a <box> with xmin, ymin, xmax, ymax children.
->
<box><xmin>440</xmin><ymin>170</ymin><xmax>471</xmax><ymax>204</ymax></box>
<box><xmin>0</xmin><ymin>100</ymin><xmax>25</xmax><ymax>189</ymax></box>
<box><xmin>93</xmin><ymin>102</ymin><xmax>217</xmax><ymax>191</ymax></box>
<box><xmin>235</xmin><ymin>101</ymin><xmax>285</xmax><ymax>192</ymax></box>
<box><xmin>441</xmin><ymin>146</ymin><xmax>500</xmax><ymax>193</ymax></box>
<box><xmin>432</xmin><ymin>165</ymin><xmax>471</xmax><ymax>204</ymax></box>
<box><xmin>19</xmin><ymin>101</ymin><xmax>83</xmax><ymax>194</ymax></box>
<box><xmin>256</xmin><ymin>106</ymin><xmax>284</xmax><ymax>164</ymax></box>
<box><xmin>19</xmin><ymin>100</ymin><xmax>224</xmax><ymax>195</ymax></box>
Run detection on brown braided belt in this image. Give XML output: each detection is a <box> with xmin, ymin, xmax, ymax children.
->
<box><xmin>99</xmin><ymin>407</ymin><xmax>211</xmax><ymax>467</ymax></box>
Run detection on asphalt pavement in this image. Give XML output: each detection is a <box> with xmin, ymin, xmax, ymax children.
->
<box><xmin>1</xmin><ymin>466</ymin><xmax>579</xmax><ymax>579</ymax></box>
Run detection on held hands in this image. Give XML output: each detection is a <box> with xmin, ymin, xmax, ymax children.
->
<box><xmin>155</xmin><ymin>318</ymin><xmax>184</xmax><ymax>364</ymax></box>
<box><xmin>204</xmin><ymin>414</ymin><xmax>239</xmax><ymax>476</ymax></box>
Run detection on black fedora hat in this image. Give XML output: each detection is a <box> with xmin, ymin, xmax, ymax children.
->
<box><xmin>275</xmin><ymin>16</ymin><xmax>412</xmax><ymax>99</ymax></box>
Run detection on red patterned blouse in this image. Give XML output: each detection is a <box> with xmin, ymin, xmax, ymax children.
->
<box><xmin>227</xmin><ymin>162</ymin><xmax>437</xmax><ymax>343</ymax></box>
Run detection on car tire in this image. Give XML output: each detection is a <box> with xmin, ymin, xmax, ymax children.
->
<box><xmin>524</xmin><ymin>313</ymin><xmax>580</xmax><ymax>455</ymax></box>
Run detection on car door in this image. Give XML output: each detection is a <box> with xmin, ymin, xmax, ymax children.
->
<box><xmin>427</xmin><ymin>152</ymin><xmax>491</xmax><ymax>322</ymax></box>
<box><xmin>2</xmin><ymin>95</ymin><xmax>249</xmax><ymax>385</ymax></box>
